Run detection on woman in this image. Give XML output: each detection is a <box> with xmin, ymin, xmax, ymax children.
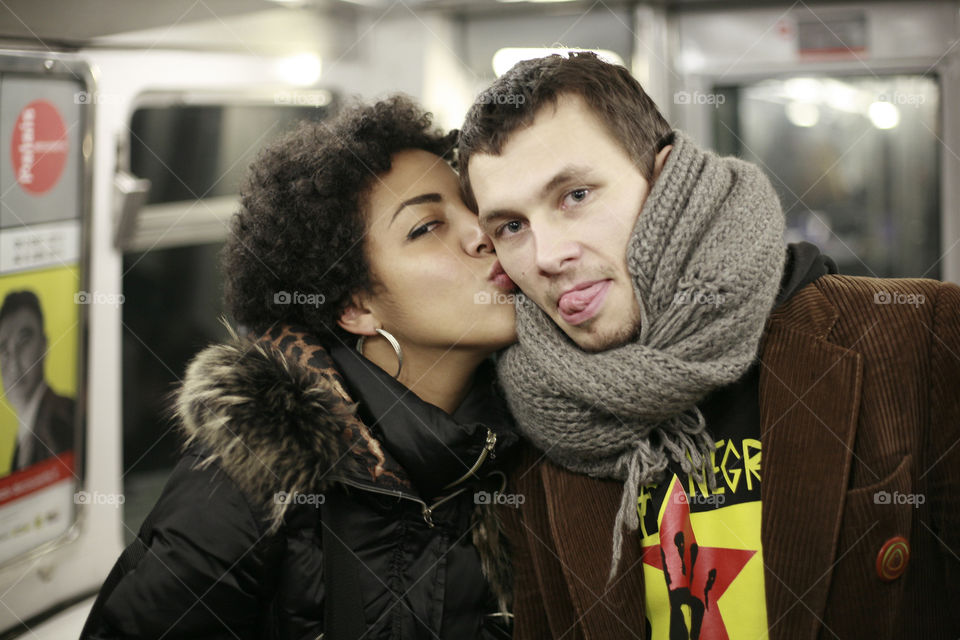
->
<box><xmin>81</xmin><ymin>96</ymin><xmax>519</xmax><ymax>639</ymax></box>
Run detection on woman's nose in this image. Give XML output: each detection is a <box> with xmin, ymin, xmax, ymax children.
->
<box><xmin>461</xmin><ymin>215</ymin><xmax>494</xmax><ymax>257</ymax></box>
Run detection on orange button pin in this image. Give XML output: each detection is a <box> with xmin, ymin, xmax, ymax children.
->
<box><xmin>876</xmin><ymin>536</ymin><xmax>910</xmax><ymax>581</ymax></box>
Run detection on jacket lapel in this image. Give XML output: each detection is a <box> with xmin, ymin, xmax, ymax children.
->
<box><xmin>540</xmin><ymin>464</ymin><xmax>649</xmax><ymax>639</ymax></box>
<box><xmin>758</xmin><ymin>283</ymin><xmax>862</xmax><ymax>639</ymax></box>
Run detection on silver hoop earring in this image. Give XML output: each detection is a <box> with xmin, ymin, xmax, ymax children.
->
<box><xmin>356</xmin><ymin>328</ymin><xmax>403</xmax><ymax>378</ymax></box>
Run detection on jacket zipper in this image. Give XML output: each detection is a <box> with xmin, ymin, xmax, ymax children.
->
<box><xmin>334</xmin><ymin>427</ymin><xmax>497</xmax><ymax>528</ymax></box>
<box><xmin>336</xmin><ymin>477</ymin><xmax>467</xmax><ymax>528</ymax></box>
<box><xmin>442</xmin><ymin>428</ymin><xmax>497</xmax><ymax>490</ymax></box>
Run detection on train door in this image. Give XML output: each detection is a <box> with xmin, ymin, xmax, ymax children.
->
<box><xmin>670</xmin><ymin>1</ymin><xmax>960</xmax><ymax>283</ymax></box>
<box><xmin>0</xmin><ymin>41</ymin><xmax>334</xmax><ymax>635</ymax></box>
<box><xmin>117</xmin><ymin>89</ymin><xmax>335</xmax><ymax>547</ymax></box>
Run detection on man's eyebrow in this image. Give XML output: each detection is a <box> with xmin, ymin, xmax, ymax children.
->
<box><xmin>540</xmin><ymin>165</ymin><xmax>593</xmax><ymax>199</ymax></box>
<box><xmin>389</xmin><ymin>193</ymin><xmax>442</xmax><ymax>226</ymax></box>
<box><xmin>478</xmin><ymin>164</ymin><xmax>594</xmax><ymax>227</ymax></box>
<box><xmin>478</xmin><ymin>208</ymin><xmax>517</xmax><ymax>229</ymax></box>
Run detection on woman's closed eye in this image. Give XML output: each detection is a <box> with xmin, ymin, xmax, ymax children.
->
<box><xmin>407</xmin><ymin>220</ymin><xmax>442</xmax><ymax>241</ymax></box>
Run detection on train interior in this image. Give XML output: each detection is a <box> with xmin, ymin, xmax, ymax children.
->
<box><xmin>0</xmin><ymin>0</ymin><xmax>956</xmax><ymax>636</ymax></box>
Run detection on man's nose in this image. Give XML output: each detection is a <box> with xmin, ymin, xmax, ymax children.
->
<box><xmin>533</xmin><ymin>223</ymin><xmax>581</xmax><ymax>274</ymax></box>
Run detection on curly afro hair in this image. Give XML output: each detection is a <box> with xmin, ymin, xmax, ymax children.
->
<box><xmin>222</xmin><ymin>94</ymin><xmax>457</xmax><ymax>345</ymax></box>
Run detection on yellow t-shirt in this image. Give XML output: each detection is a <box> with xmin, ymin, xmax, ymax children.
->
<box><xmin>638</xmin><ymin>434</ymin><xmax>767</xmax><ymax>639</ymax></box>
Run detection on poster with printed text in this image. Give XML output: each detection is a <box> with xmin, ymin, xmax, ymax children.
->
<box><xmin>0</xmin><ymin>74</ymin><xmax>84</xmax><ymax>565</ymax></box>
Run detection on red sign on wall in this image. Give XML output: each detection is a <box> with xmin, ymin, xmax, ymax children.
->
<box><xmin>10</xmin><ymin>99</ymin><xmax>69</xmax><ymax>195</ymax></box>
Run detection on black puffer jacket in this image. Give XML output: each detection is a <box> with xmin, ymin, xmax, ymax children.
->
<box><xmin>81</xmin><ymin>325</ymin><xmax>519</xmax><ymax>640</ymax></box>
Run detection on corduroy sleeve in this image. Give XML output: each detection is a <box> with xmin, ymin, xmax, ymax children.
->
<box><xmin>927</xmin><ymin>281</ymin><xmax>960</xmax><ymax>630</ymax></box>
<box><xmin>503</xmin><ymin>444</ymin><xmax>567</xmax><ymax>640</ymax></box>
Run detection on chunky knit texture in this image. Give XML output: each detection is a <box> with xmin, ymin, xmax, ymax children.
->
<box><xmin>497</xmin><ymin>130</ymin><xmax>786</xmax><ymax>580</ymax></box>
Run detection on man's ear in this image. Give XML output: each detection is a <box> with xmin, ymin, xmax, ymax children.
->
<box><xmin>652</xmin><ymin>144</ymin><xmax>673</xmax><ymax>182</ymax></box>
<box><xmin>337</xmin><ymin>296</ymin><xmax>379</xmax><ymax>337</ymax></box>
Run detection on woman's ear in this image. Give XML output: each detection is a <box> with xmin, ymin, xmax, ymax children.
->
<box><xmin>337</xmin><ymin>295</ymin><xmax>379</xmax><ymax>337</ymax></box>
<box><xmin>652</xmin><ymin>144</ymin><xmax>673</xmax><ymax>182</ymax></box>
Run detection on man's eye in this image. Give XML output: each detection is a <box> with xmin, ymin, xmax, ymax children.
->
<box><xmin>563</xmin><ymin>188</ymin><xmax>589</xmax><ymax>208</ymax></box>
<box><xmin>495</xmin><ymin>220</ymin><xmax>524</xmax><ymax>238</ymax></box>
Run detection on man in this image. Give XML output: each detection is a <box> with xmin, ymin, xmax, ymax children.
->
<box><xmin>460</xmin><ymin>52</ymin><xmax>959</xmax><ymax>639</ymax></box>
<box><xmin>0</xmin><ymin>290</ymin><xmax>75</xmax><ymax>474</ymax></box>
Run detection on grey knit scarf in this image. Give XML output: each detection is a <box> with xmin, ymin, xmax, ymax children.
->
<box><xmin>497</xmin><ymin>130</ymin><xmax>786</xmax><ymax>581</ymax></box>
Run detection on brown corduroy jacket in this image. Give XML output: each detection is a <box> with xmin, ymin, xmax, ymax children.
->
<box><xmin>504</xmin><ymin>275</ymin><xmax>960</xmax><ymax>639</ymax></box>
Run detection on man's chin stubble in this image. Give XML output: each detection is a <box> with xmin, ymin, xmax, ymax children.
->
<box><xmin>568</xmin><ymin>315</ymin><xmax>642</xmax><ymax>353</ymax></box>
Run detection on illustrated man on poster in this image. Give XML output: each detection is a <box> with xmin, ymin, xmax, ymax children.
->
<box><xmin>0</xmin><ymin>290</ymin><xmax>75</xmax><ymax>474</ymax></box>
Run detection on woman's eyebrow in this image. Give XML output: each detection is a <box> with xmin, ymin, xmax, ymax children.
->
<box><xmin>389</xmin><ymin>193</ymin><xmax>443</xmax><ymax>225</ymax></box>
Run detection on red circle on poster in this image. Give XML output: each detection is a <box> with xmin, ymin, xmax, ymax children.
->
<box><xmin>10</xmin><ymin>99</ymin><xmax>69</xmax><ymax>195</ymax></box>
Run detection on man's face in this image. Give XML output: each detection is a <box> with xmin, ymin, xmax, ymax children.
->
<box><xmin>0</xmin><ymin>307</ymin><xmax>46</xmax><ymax>408</ymax></box>
<box><xmin>469</xmin><ymin>94</ymin><xmax>668</xmax><ymax>352</ymax></box>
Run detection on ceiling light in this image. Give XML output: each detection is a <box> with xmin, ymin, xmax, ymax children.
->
<box><xmin>867</xmin><ymin>101</ymin><xmax>900</xmax><ymax>129</ymax></box>
<box><xmin>785</xmin><ymin>102</ymin><xmax>820</xmax><ymax>127</ymax></box>
<box><xmin>275</xmin><ymin>53</ymin><xmax>322</xmax><ymax>86</ymax></box>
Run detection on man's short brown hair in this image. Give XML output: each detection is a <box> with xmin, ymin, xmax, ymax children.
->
<box><xmin>459</xmin><ymin>51</ymin><xmax>672</xmax><ymax>208</ymax></box>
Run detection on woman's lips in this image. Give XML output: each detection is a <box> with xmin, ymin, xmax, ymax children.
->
<box><xmin>489</xmin><ymin>261</ymin><xmax>516</xmax><ymax>291</ymax></box>
<box><xmin>557</xmin><ymin>280</ymin><xmax>611</xmax><ymax>325</ymax></box>
<box><xmin>492</xmin><ymin>272</ymin><xmax>516</xmax><ymax>291</ymax></box>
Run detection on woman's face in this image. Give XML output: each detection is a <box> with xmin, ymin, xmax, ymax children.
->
<box><xmin>351</xmin><ymin>149</ymin><xmax>517</xmax><ymax>357</ymax></box>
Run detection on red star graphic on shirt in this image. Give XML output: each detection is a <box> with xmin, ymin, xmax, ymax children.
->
<box><xmin>641</xmin><ymin>476</ymin><xmax>756</xmax><ymax>640</ymax></box>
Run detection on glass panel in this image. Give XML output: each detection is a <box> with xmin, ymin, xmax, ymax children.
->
<box><xmin>130</xmin><ymin>102</ymin><xmax>333</xmax><ymax>204</ymax></box>
<box><xmin>121</xmin><ymin>243</ymin><xmax>228</xmax><ymax>541</ymax></box>
<box><xmin>713</xmin><ymin>75</ymin><xmax>940</xmax><ymax>279</ymax></box>
<box><xmin>122</xmin><ymin>100</ymin><xmax>335</xmax><ymax>537</ymax></box>
<box><xmin>0</xmin><ymin>73</ymin><xmax>86</xmax><ymax>566</ymax></box>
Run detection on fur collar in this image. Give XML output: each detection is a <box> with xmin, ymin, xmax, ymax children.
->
<box><xmin>175</xmin><ymin>323</ymin><xmax>515</xmax><ymax>612</ymax></box>
<box><xmin>175</xmin><ymin>324</ymin><xmax>416</xmax><ymax>531</ymax></box>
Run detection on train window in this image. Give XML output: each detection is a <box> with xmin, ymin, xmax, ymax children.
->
<box><xmin>713</xmin><ymin>75</ymin><xmax>940</xmax><ymax>279</ymax></box>
<box><xmin>118</xmin><ymin>91</ymin><xmax>335</xmax><ymax>251</ymax></box>
<box><xmin>121</xmin><ymin>243</ymin><xmax>228</xmax><ymax>542</ymax></box>
<box><xmin>120</xmin><ymin>93</ymin><xmax>335</xmax><ymax>539</ymax></box>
